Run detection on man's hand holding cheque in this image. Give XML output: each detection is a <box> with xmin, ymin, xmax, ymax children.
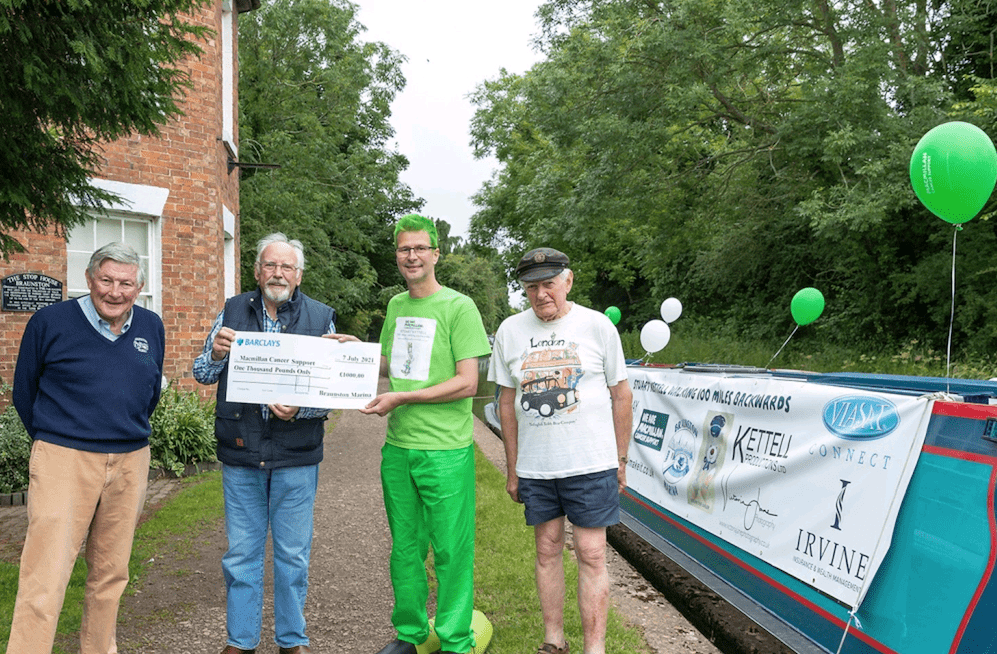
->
<box><xmin>224</xmin><ymin>331</ymin><xmax>379</xmax><ymax>410</ymax></box>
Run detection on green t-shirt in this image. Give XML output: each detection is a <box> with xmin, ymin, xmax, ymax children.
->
<box><xmin>379</xmin><ymin>286</ymin><xmax>492</xmax><ymax>450</ymax></box>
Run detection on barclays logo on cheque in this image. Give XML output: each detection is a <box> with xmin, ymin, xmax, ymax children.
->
<box><xmin>822</xmin><ymin>395</ymin><xmax>900</xmax><ymax>440</ymax></box>
<box><xmin>237</xmin><ymin>338</ymin><xmax>281</xmax><ymax>347</ymax></box>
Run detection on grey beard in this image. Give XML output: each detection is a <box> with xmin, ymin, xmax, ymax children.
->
<box><xmin>264</xmin><ymin>283</ymin><xmax>291</xmax><ymax>304</ymax></box>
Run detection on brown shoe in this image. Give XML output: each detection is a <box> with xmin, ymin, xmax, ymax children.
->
<box><xmin>537</xmin><ymin>642</ymin><xmax>569</xmax><ymax>654</ymax></box>
<box><xmin>220</xmin><ymin>647</ymin><xmax>256</xmax><ymax>654</ymax></box>
<box><xmin>278</xmin><ymin>647</ymin><xmax>312</xmax><ymax>654</ymax></box>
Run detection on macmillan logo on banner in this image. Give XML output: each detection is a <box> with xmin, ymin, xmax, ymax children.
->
<box><xmin>634</xmin><ymin>409</ymin><xmax>668</xmax><ymax>451</ymax></box>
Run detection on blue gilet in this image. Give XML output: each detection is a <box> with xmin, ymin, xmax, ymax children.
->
<box><xmin>215</xmin><ymin>289</ymin><xmax>337</xmax><ymax>469</ymax></box>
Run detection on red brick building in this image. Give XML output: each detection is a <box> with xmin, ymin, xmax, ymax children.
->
<box><xmin>0</xmin><ymin>0</ymin><xmax>257</xmax><ymax>397</ymax></box>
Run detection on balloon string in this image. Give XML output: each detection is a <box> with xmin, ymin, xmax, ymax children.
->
<box><xmin>835</xmin><ymin>610</ymin><xmax>863</xmax><ymax>654</ymax></box>
<box><xmin>946</xmin><ymin>226</ymin><xmax>958</xmax><ymax>394</ymax></box>
<box><xmin>767</xmin><ymin>324</ymin><xmax>799</xmax><ymax>370</ymax></box>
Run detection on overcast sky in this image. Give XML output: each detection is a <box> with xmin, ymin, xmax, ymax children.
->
<box><xmin>352</xmin><ymin>1</ymin><xmax>544</xmax><ymax>239</ymax></box>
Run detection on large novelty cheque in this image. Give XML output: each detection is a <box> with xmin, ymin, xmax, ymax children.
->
<box><xmin>226</xmin><ymin>332</ymin><xmax>380</xmax><ymax>410</ymax></box>
<box><xmin>624</xmin><ymin>367</ymin><xmax>933</xmax><ymax>608</ymax></box>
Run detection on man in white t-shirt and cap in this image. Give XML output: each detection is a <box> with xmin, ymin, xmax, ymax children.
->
<box><xmin>488</xmin><ymin>247</ymin><xmax>633</xmax><ymax>654</ymax></box>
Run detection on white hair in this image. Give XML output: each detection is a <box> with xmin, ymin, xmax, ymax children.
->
<box><xmin>87</xmin><ymin>242</ymin><xmax>145</xmax><ymax>285</ymax></box>
<box><xmin>521</xmin><ymin>268</ymin><xmax>572</xmax><ymax>287</ymax></box>
<box><xmin>255</xmin><ymin>232</ymin><xmax>305</xmax><ymax>271</ymax></box>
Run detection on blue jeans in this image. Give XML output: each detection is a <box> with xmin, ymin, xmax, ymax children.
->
<box><xmin>221</xmin><ymin>463</ymin><xmax>318</xmax><ymax>650</ymax></box>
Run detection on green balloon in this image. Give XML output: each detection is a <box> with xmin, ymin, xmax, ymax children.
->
<box><xmin>910</xmin><ymin>122</ymin><xmax>997</xmax><ymax>224</ymax></box>
<box><xmin>791</xmin><ymin>287</ymin><xmax>824</xmax><ymax>326</ymax></box>
<box><xmin>604</xmin><ymin>306</ymin><xmax>622</xmax><ymax>325</ymax></box>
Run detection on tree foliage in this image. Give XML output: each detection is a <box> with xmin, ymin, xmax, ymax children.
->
<box><xmin>0</xmin><ymin>0</ymin><xmax>211</xmax><ymax>255</ymax></box>
<box><xmin>238</xmin><ymin>0</ymin><xmax>420</xmax><ymax>337</ymax></box>
<box><xmin>435</xmin><ymin>224</ymin><xmax>513</xmax><ymax>334</ymax></box>
<box><xmin>469</xmin><ymin>0</ymin><xmax>997</xmax><ymax>355</ymax></box>
<box><xmin>238</xmin><ymin>0</ymin><xmax>513</xmax><ymax>338</ymax></box>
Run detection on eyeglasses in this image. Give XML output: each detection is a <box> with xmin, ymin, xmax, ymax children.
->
<box><xmin>261</xmin><ymin>262</ymin><xmax>298</xmax><ymax>273</ymax></box>
<box><xmin>396</xmin><ymin>245</ymin><xmax>435</xmax><ymax>256</ymax></box>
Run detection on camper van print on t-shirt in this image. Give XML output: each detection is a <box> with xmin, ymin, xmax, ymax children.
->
<box><xmin>518</xmin><ymin>341</ymin><xmax>584</xmax><ymax>417</ymax></box>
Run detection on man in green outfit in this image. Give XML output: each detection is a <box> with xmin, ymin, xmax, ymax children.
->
<box><xmin>361</xmin><ymin>214</ymin><xmax>492</xmax><ymax>654</ymax></box>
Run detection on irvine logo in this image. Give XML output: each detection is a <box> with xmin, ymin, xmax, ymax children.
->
<box><xmin>830</xmin><ymin>479</ymin><xmax>850</xmax><ymax>531</ymax></box>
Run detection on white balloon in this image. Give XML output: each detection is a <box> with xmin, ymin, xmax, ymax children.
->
<box><xmin>640</xmin><ymin>320</ymin><xmax>671</xmax><ymax>353</ymax></box>
<box><xmin>660</xmin><ymin>297</ymin><xmax>683</xmax><ymax>323</ymax></box>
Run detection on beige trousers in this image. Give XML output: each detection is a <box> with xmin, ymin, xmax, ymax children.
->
<box><xmin>5</xmin><ymin>440</ymin><xmax>150</xmax><ymax>654</ymax></box>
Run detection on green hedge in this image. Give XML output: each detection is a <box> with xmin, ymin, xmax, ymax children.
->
<box><xmin>148</xmin><ymin>385</ymin><xmax>217</xmax><ymax>476</ymax></box>
<box><xmin>0</xmin><ymin>407</ymin><xmax>31</xmax><ymax>494</ymax></box>
<box><xmin>0</xmin><ymin>384</ymin><xmax>217</xmax><ymax>494</ymax></box>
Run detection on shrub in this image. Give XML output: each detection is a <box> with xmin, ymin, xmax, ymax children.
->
<box><xmin>0</xmin><ymin>383</ymin><xmax>217</xmax><ymax>493</ymax></box>
<box><xmin>0</xmin><ymin>406</ymin><xmax>30</xmax><ymax>494</ymax></box>
<box><xmin>149</xmin><ymin>385</ymin><xmax>217</xmax><ymax>476</ymax></box>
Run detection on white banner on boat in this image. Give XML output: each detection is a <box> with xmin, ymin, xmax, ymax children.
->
<box><xmin>625</xmin><ymin>366</ymin><xmax>933</xmax><ymax>608</ymax></box>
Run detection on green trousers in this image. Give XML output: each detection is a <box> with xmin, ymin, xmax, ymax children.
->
<box><xmin>381</xmin><ymin>443</ymin><xmax>476</xmax><ymax>654</ymax></box>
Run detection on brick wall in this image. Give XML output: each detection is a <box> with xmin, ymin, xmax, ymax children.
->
<box><xmin>0</xmin><ymin>233</ymin><xmax>68</xmax><ymax>393</ymax></box>
<box><xmin>0</xmin><ymin>1</ymin><xmax>240</xmax><ymax>403</ymax></box>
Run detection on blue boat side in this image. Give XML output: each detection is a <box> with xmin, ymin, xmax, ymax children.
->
<box><xmin>620</xmin><ymin>367</ymin><xmax>997</xmax><ymax>654</ymax></box>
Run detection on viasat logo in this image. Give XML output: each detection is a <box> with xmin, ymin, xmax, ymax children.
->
<box><xmin>822</xmin><ymin>395</ymin><xmax>899</xmax><ymax>440</ymax></box>
<box><xmin>238</xmin><ymin>338</ymin><xmax>281</xmax><ymax>347</ymax></box>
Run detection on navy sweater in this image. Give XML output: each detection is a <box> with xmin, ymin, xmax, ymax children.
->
<box><xmin>13</xmin><ymin>299</ymin><xmax>165</xmax><ymax>453</ymax></box>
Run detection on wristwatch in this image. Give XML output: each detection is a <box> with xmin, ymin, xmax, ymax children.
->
<box><xmin>619</xmin><ymin>456</ymin><xmax>628</xmax><ymax>464</ymax></box>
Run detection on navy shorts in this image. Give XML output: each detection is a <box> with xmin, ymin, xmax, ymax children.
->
<box><xmin>518</xmin><ymin>468</ymin><xmax>620</xmax><ymax>527</ymax></box>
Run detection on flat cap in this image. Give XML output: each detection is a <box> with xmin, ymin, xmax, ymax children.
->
<box><xmin>515</xmin><ymin>247</ymin><xmax>570</xmax><ymax>282</ymax></box>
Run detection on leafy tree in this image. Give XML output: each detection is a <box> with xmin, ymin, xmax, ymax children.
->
<box><xmin>0</xmin><ymin>0</ymin><xmax>211</xmax><ymax>255</ymax></box>
<box><xmin>238</xmin><ymin>0</ymin><xmax>421</xmax><ymax>336</ymax></box>
<box><xmin>435</xmin><ymin>224</ymin><xmax>513</xmax><ymax>334</ymax></box>
<box><xmin>470</xmin><ymin>0</ymin><xmax>997</xmax><ymax>355</ymax></box>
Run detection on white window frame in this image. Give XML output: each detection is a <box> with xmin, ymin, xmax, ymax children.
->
<box><xmin>221</xmin><ymin>3</ymin><xmax>237</xmax><ymax>157</ymax></box>
<box><xmin>69</xmin><ymin>179</ymin><xmax>169</xmax><ymax>314</ymax></box>
<box><xmin>223</xmin><ymin>204</ymin><xmax>237</xmax><ymax>298</ymax></box>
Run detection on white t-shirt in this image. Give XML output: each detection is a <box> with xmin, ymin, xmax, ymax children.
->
<box><xmin>489</xmin><ymin>303</ymin><xmax>628</xmax><ymax>479</ymax></box>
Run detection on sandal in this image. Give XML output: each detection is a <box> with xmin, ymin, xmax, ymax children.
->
<box><xmin>537</xmin><ymin>641</ymin><xmax>569</xmax><ymax>654</ymax></box>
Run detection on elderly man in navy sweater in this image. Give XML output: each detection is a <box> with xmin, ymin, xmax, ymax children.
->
<box><xmin>8</xmin><ymin>242</ymin><xmax>165</xmax><ymax>654</ymax></box>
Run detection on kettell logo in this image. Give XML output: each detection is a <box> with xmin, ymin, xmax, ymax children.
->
<box><xmin>132</xmin><ymin>338</ymin><xmax>149</xmax><ymax>354</ymax></box>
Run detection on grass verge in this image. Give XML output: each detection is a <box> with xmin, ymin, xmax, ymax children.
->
<box><xmin>128</xmin><ymin>471</ymin><xmax>224</xmax><ymax>581</ymax></box>
<box><xmin>0</xmin><ymin>558</ymin><xmax>88</xmax><ymax>653</ymax></box>
<box><xmin>621</xmin><ymin>320</ymin><xmax>997</xmax><ymax>379</ymax></box>
<box><xmin>474</xmin><ymin>445</ymin><xmax>650</xmax><ymax>654</ymax></box>
<box><xmin>0</xmin><ymin>473</ymin><xmax>223</xmax><ymax>654</ymax></box>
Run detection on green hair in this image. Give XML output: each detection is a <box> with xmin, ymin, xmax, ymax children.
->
<box><xmin>394</xmin><ymin>213</ymin><xmax>438</xmax><ymax>247</ymax></box>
